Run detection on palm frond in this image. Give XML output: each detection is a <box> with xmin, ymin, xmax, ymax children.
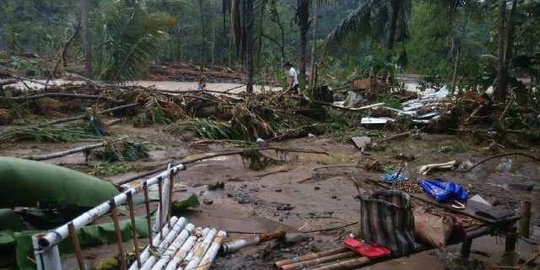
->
<box><xmin>95</xmin><ymin>2</ymin><xmax>174</xmax><ymax>82</ymax></box>
<box><xmin>326</xmin><ymin>0</ymin><xmax>379</xmax><ymax>46</ymax></box>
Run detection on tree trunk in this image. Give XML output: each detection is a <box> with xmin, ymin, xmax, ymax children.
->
<box><xmin>494</xmin><ymin>0</ymin><xmax>508</xmax><ymax>102</ymax></box>
<box><xmin>198</xmin><ymin>0</ymin><xmax>206</xmax><ymax>73</ymax></box>
<box><xmin>231</xmin><ymin>0</ymin><xmax>241</xmax><ymax>57</ymax></box>
<box><xmin>310</xmin><ymin>0</ymin><xmax>320</xmax><ymax>85</ymax></box>
<box><xmin>387</xmin><ymin>0</ymin><xmax>401</xmax><ymax>52</ymax></box>
<box><xmin>246</xmin><ymin>0</ymin><xmax>254</xmax><ymax>93</ymax></box>
<box><xmin>80</xmin><ymin>0</ymin><xmax>92</xmax><ymax>78</ymax></box>
<box><xmin>450</xmin><ymin>12</ymin><xmax>471</xmax><ymax>93</ymax></box>
<box><xmin>297</xmin><ymin>0</ymin><xmax>310</xmax><ymax>76</ymax></box>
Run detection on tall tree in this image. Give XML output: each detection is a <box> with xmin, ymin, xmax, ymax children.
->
<box><xmin>80</xmin><ymin>0</ymin><xmax>92</xmax><ymax>77</ymax></box>
<box><xmin>198</xmin><ymin>0</ymin><xmax>206</xmax><ymax>72</ymax></box>
<box><xmin>245</xmin><ymin>0</ymin><xmax>255</xmax><ymax>93</ymax></box>
<box><xmin>296</xmin><ymin>0</ymin><xmax>310</xmax><ymax>76</ymax></box>
<box><xmin>494</xmin><ymin>0</ymin><xmax>517</xmax><ymax>102</ymax></box>
<box><xmin>310</xmin><ymin>0</ymin><xmax>321</xmax><ymax>88</ymax></box>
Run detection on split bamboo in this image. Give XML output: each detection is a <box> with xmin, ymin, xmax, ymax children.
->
<box><xmin>164</xmin><ymin>229</ymin><xmax>200</xmax><ymax>270</ymax></box>
<box><xmin>151</xmin><ymin>223</ymin><xmax>196</xmax><ymax>270</ymax></box>
<box><xmin>311</xmin><ymin>257</ymin><xmax>370</xmax><ymax>270</ymax></box>
<box><xmin>274</xmin><ymin>247</ymin><xmax>349</xmax><ymax>268</ymax></box>
<box><xmin>139</xmin><ymin>217</ymin><xmax>188</xmax><ymax>270</ymax></box>
<box><xmin>196</xmin><ymin>230</ymin><xmax>227</xmax><ymax>270</ymax></box>
<box><xmin>128</xmin><ymin>217</ymin><xmax>180</xmax><ymax>270</ymax></box>
<box><xmin>182</xmin><ymin>229</ymin><xmax>218</xmax><ymax>270</ymax></box>
<box><xmin>184</xmin><ymin>228</ymin><xmax>210</xmax><ymax>262</ymax></box>
<box><xmin>281</xmin><ymin>251</ymin><xmax>356</xmax><ymax>270</ymax></box>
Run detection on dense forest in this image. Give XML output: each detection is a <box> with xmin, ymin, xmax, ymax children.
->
<box><xmin>0</xmin><ymin>0</ymin><xmax>539</xmax><ymax>101</ymax></box>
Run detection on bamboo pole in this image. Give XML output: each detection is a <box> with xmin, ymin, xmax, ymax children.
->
<box><xmin>164</xmin><ymin>228</ymin><xmax>201</xmax><ymax>270</ymax></box>
<box><xmin>311</xmin><ymin>257</ymin><xmax>370</xmax><ymax>270</ymax></box>
<box><xmin>196</xmin><ymin>231</ymin><xmax>227</xmax><ymax>270</ymax></box>
<box><xmin>183</xmin><ymin>229</ymin><xmax>218</xmax><ymax>270</ymax></box>
<box><xmin>151</xmin><ymin>223</ymin><xmax>196</xmax><ymax>270</ymax></box>
<box><xmin>185</xmin><ymin>228</ymin><xmax>210</xmax><ymax>262</ymax></box>
<box><xmin>274</xmin><ymin>247</ymin><xmax>349</xmax><ymax>269</ymax></box>
<box><xmin>139</xmin><ymin>217</ymin><xmax>187</xmax><ymax>270</ymax></box>
<box><xmin>127</xmin><ymin>217</ymin><xmax>179</xmax><ymax>270</ymax></box>
<box><xmin>281</xmin><ymin>251</ymin><xmax>357</xmax><ymax>270</ymax></box>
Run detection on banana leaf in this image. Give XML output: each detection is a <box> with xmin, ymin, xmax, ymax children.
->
<box><xmin>0</xmin><ymin>157</ymin><xmax>120</xmax><ymax>209</ymax></box>
<box><xmin>0</xmin><ymin>209</ymin><xmax>24</xmax><ymax>231</ymax></box>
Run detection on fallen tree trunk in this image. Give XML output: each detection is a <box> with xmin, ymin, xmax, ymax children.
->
<box><xmin>21</xmin><ymin>136</ymin><xmax>127</xmax><ymax>161</ymax></box>
<box><xmin>0</xmin><ymin>92</ymin><xmax>119</xmax><ymax>102</ymax></box>
<box><xmin>38</xmin><ymin>103</ymin><xmax>138</xmax><ymax>127</ymax></box>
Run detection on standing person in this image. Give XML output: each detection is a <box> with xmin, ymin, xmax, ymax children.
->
<box><xmin>284</xmin><ymin>62</ymin><xmax>300</xmax><ymax>95</ymax></box>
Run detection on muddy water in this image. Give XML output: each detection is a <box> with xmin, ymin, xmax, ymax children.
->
<box><xmin>9</xmin><ymin>79</ymin><xmax>279</xmax><ymax>93</ymax></box>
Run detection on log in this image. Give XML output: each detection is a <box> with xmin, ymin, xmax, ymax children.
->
<box><xmin>0</xmin><ymin>92</ymin><xmax>119</xmax><ymax>102</ymax></box>
<box><xmin>37</xmin><ymin>103</ymin><xmax>138</xmax><ymax>127</ymax></box>
<box><xmin>20</xmin><ymin>136</ymin><xmax>126</xmax><ymax>161</ymax></box>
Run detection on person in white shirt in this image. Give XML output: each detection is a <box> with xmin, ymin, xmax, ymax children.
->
<box><xmin>284</xmin><ymin>62</ymin><xmax>300</xmax><ymax>95</ymax></box>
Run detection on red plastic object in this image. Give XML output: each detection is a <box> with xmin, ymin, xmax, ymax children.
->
<box><xmin>344</xmin><ymin>237</ymin><xmax>391</xmax><ymax>259</ymax></box>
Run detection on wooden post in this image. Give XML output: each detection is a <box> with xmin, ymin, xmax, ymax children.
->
<box><xmin>519</xmin><ymin>201</ymin><xmax>531</xmax><ymax>238</ymax></box>
<box><xmin>460</xmin><ymin>239</ymin><xmax>473</xmax><ymax>260</ymax></box>
<box><xmin>142</xmin><ymin>181</ymin><xmax>153</xmax><ymax>249</ymax></box>
<box><xmin>110</xmin><ymin>200</ymin><xmax>126</xmax><ymax>270</ymax></box>
<box><xmin>501</xmin><ymin>226</ymin><xmax>518</xmax><ymax>266</ymax></box>
<box><xmin>158</xmin><ymin>177</ymin><xmax>164</xmax><ymax>239</ymax></box>
<box><xmin>126</xmin><ymin>192</ymin><xmax>141</xmax><ymax>267</ymax></box>
<box><xmin>68</xmin><ymin>223</ymin><xmax>86</xmax><ymax>270</ymax></box>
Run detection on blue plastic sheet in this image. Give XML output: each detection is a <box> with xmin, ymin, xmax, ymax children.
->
<box><xmin>419</xmin><ymin>179</ymin><xmax>468</xmax><ymax>203</ymax></box>
<box><xmin>381</xmin><ymin>173</ymin><xmax>407</xmax><ymax>183</ymax></box>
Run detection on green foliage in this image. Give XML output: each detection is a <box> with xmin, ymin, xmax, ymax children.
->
<box><xmin>173</xmin><ymin>118</ymin><xmax>241</xmax><ymax>140</ymax></box>
<box><xmin>0</xmin><ymin>126</ymin><xmax>97</xmax><ymax>143</ymax></box>
<box><xmin>88</xmin><ymin>162</ymin><xmax>134</xmax><ymax>177</ymax></box>
<box><xmin>94</xmin><ymin>0</ymin><xmax>175</xmax><ymax>82</ymax></box>
<box><xmin>171</xmin><ymin>194</ymin><xmax>200</xmax><ymax>216</ymax></box>
<box><xmin>94</xmin><ymin>142</ymin><xmax>150</xmax><ymax>162</ymax></box>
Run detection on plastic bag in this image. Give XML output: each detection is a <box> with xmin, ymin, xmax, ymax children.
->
<box><xmin>413</xmin><ymin>207</ymin><xmax>454</xmax><ymax>249</ymax></box>
<box><xmin>419</xmin><ymin>179</ymin><xmax>468</xmax><ymax>203</ymax></box>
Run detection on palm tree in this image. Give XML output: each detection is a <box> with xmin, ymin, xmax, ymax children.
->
<box><xmin>327</xmin><ymin>0</ymin><xmax>409</xmax><ymax>55</ymax></box>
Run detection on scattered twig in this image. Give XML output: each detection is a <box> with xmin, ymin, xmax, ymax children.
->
<box><xmin>255</xmin><ymin>169</ymin><xmax>290</xmax><ymax>178</ymax></box>
<box><xmin>378</xmin><ymin>131</ymin><xmax>412</xmax><ymax>143</ymax></box>
<box><xmin>465</xmin><ymin>152</ymin><xmax>538</xmax><ymax>172</ymax></box>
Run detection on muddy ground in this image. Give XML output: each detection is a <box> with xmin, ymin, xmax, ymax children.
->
<box><xmin>2</xmin><ymin>114</ymin><xmax>539</xmax><ymax>269</ymax></box>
